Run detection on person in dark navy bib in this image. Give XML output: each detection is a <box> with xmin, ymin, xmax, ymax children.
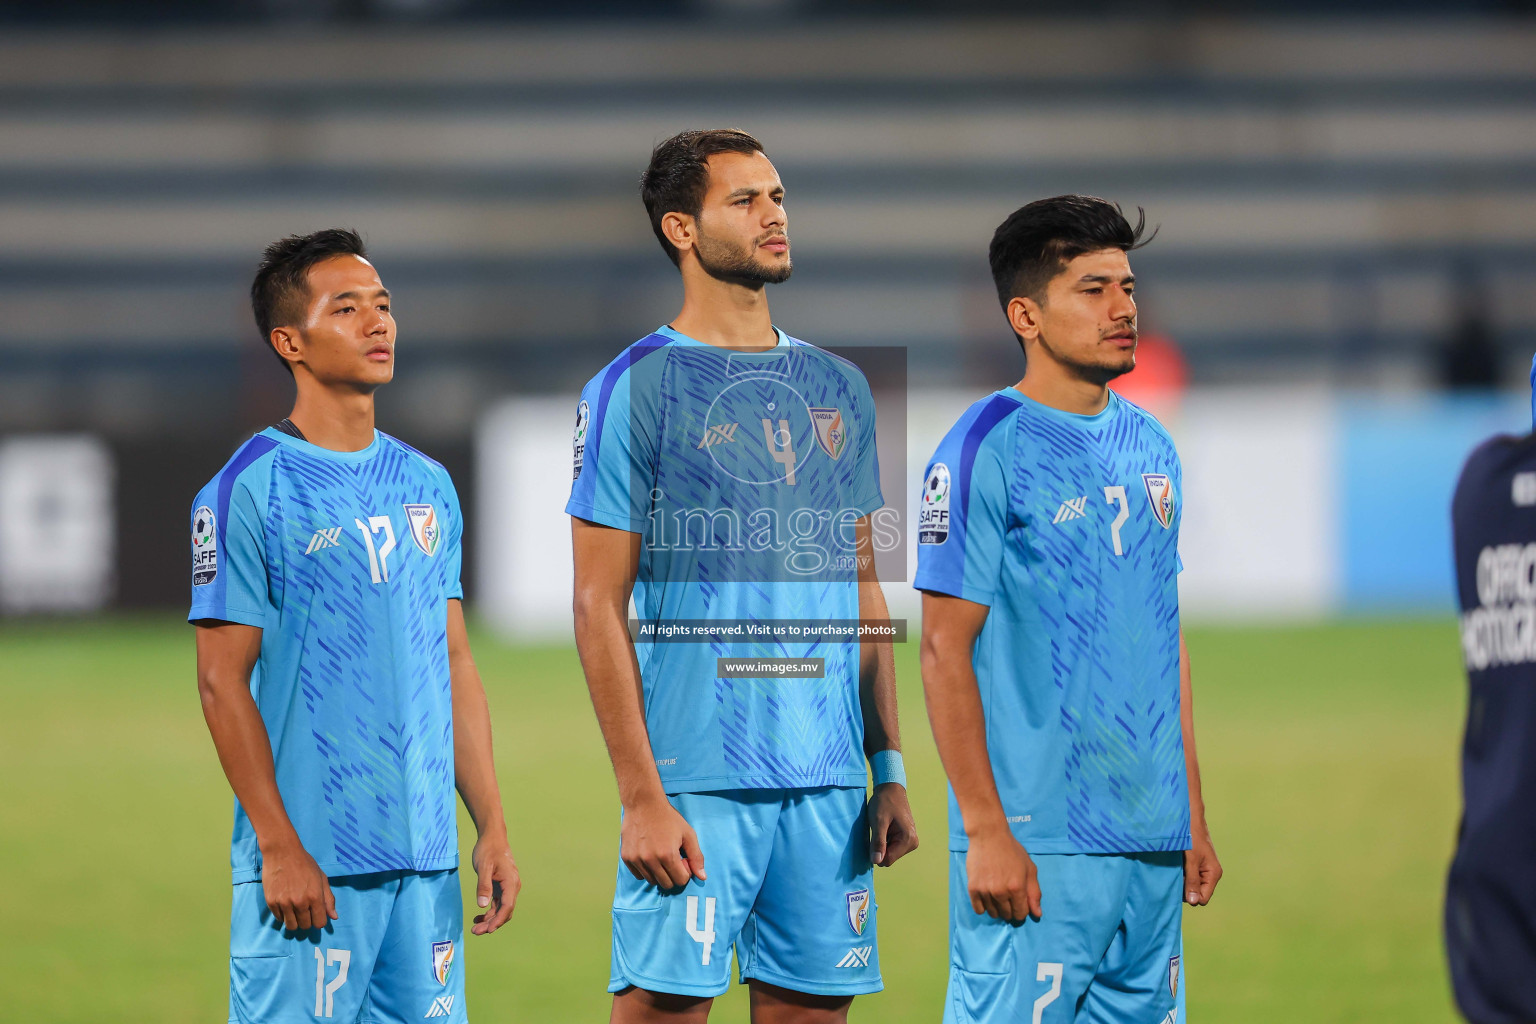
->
<box><xmin>1445</xmin><ymin>358</ymin><xmax>1536</xmax><ymax>1023</ymax></box>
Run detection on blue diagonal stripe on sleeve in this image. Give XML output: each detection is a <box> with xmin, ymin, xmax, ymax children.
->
<box><xmin>587</xmin><ymin>335</ymin><xmax>668</xmax><ymax>472</ymax></box>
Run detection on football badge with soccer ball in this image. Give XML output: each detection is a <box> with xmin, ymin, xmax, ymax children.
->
<box><xmin>572</xmin><ymin>399</ymin><xmax>590</xmax><ymax>480</ymax></box>
<box><xmin>431</xmin><ymin>940</ymin><xmax>454</xmax><ymax>986</ymax></box>
<box><xmin>845</xmin><ymin>889</ymin><xmax>871</xmax><ymax>935</ymax></box>
<box><xmin>809</xmin><ymin>407</ymin><xmax>846</xmax><ymax>460</ymax></box>
<box><xmin>404</xmin><ymin>504</ymin><xmax>441</xmax><ymax>556</ymax></box>
<box><xmin>1141</xmin><ymin>473</ymin><xmax>1175</xmax><ymax>529</ymax></box>
<box><xmin>191</xmin><ymin>505</ymin><xmax>218</xmax><ymax>585</ymax></box>
<box><xmin>918</xmin><ymin>463</ymin><xmax>951</xmax><ymax>544</ymax></box>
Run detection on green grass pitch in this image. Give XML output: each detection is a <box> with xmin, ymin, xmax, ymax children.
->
<box><xmin>0</xmin><ymin>615</ymin><xmax>1464</xmax><ymax>1022</ymax></box>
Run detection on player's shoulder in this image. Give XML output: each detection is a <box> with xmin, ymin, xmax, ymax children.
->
<box><xmin>578</xmin><ymin>330</ymin><xmax>675</xmax><ymax>401</ymax></box>
<box><xmin>933</xmin><ymin>389</ymin><xmax>1025</xmax><ymax>463</ymax></box>
<box><xmin>1113</xmin><ymin>392</ymin><xmax>1179</xmax><ymax>451</ymax></box>
<box><xmin>779</xmin><ymin>331</ymin><xmax>870</xmax><ymax>386</ymax></box>
<box><xmin>378</xmin><ymin>431</ymin><xmax>456</xmax><ymax>488</ymax></box>
<box><xmin>1458</xmin><ymin>431</ymin><xmax>1536</xmax><ymax>491</ymax></box>
<box><xmin>378</xmin><ymin>430</ymin><xmax>444</xmax><ymax>472</ymax></box>
<box><xmin>192</xmin><ymin>430</ymin><xmax>283</xmax><ymax>510</ymax></box>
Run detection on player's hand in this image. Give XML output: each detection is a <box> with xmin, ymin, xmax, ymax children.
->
<box><xmin>260</xmin><ymin>838</ymin><xmax>336</xmax><ymax>933</ymax></box>
<box><xmin>868</xmin><ymin>782</ymin><xmax>919</xmax><ymax>867</ymax></box>
<box><xmin>1184</xmin><ymin>830</ymin><xmax>1222</xmax><ymax>906</ymax></box>
<box><xmin>470</xmin><ymin>830</ymin><xmax>521</xmax><ymax>935</ymax></box>
<box><xmin>965</xmin><ymin>825</ymin><xmax>1041</xmax><ymax>923</ymax></box>
<box><xmin>621</xmin><ymin>796</ymin><xmax>705</xmax><ymax>890</ymax></box>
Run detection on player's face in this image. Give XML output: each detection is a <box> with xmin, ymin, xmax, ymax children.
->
<box><xmin>1029</xmin><ymin>248</ymin><xmax>1137</xmax><ymax>385</ymax></box>
<box><xmin>689</xmin><ymin>150</ymin><xmax>791</xmax><ymax>286</ymax></box>
<box><xmin>291</xmin><ymin>255</ymin><xmax>396</xmax><ymax>389</ymax></box>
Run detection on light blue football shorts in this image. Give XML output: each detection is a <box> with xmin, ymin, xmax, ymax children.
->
<box><xmin>609</xmin><ymin>786</ymin><xmax>881</xmax><ymax>999</ymax></box>
<box><xmin>228</xmin><ymin>868</ymin><xmax>466</xmax><ymax>1024</ymax></box>
<box><xmin>945</xmin><ymin>851</ymin><xmax>1186</xmax><ymax>1024</ymax></box>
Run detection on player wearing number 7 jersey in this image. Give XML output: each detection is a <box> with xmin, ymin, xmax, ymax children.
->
<box><xmin>189</xmin><ymin>230</ymin><xmax>519</xmax><ymax>1024</ymax></box>
<box><xmin>915</xmin><ymin>196</ymin><xmax>1221</xmax><ymax>1023</ymax></box>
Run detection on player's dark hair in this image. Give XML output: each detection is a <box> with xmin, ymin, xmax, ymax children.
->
<box><xmin>250</xmin><ymin>228</ymin><xmax>370</xmax><ymax>374</ymax></box>
<box><xmin>640</xmin><ymin>128</ymin><xmax>765</xmax><ymax>267</ymax></box>
<box><xmin>988</xmin><ymin>195</ymin><xmax>1154</xmax><ymax>311</ymax></box>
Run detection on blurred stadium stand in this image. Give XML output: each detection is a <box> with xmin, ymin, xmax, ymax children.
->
<box><xmin>1</xmin><ymin>14</ymin><xmax>1534</xmax><ymax>608</ymax></box>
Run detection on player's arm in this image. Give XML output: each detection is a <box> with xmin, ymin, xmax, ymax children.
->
<box><xmin>1180</xmin><ymin>629</ymin><xmax>1222</xmax><ymax>905</ymax></box>
<box><xmin>919</xmin><ymin>591</ymin><xmax>1041</xmax><ymax>923</ymax></box>
<box><xmin>854</xmin><ymin>515</ymin><xmax>918</xmax><ymax>867</ymax></box>
<box><xmin>571</xmin><ymin>516</ymin><xmax>705</xmax><ymax>889</ymax></box>
<box><xmin>194</xmin><ymin>620</ymin><xmax>336</xmax><ymax>931</ymax></box>
<box><xmin>446</xmin><ymin>599</ymin><xmax>520</xmax><ymax>935</ymax></box>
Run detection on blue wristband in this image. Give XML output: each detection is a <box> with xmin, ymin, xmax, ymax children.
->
<box><xmin>870</xmin><ymin>749</ymin><xmax>906</xmax><ymax>788</ymax></box>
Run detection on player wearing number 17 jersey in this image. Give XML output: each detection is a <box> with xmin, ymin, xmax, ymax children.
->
<box><xmin>190</xmin><ymin>230</ymin><xmax>519</xmax><ymax>1024</ymax></box>
<box><xmin>916</xmin><ymin>197</ymin><xmax>1221</xmax><ymax>1023</ymax></box>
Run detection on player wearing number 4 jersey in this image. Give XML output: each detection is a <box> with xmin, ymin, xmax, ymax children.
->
<box><xmin>190</xmin><ymin>230</ymin><xmax>519</xmax><ymax>1024</ymax></box>
<box><xmin>570</xmin><ymin>129</ymin><xmax>918</xmax><ymax>1024</ymax></box>
<box><xmin>916</xmin><ymin>197</ymin><xmax>1221</xmax><ymax>1023</ymax></box>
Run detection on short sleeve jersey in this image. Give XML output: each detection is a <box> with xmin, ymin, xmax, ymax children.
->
<box><xmin>566</xmin><ymin>326</ymin><xmax>883</xmax><ymax>793</ymax></box>
<box><xmin>188</xmin><ymin>428</ymin><xmax>464</xmax><ymax>882</ymax></box>
<box><xmin>914</xmin><ymin>388</ymin><xmax>1189</xmax><ymax>855</ymax></box>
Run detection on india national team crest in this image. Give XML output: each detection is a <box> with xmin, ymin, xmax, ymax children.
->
<box><xmin>809</xmin><ymin>407</ymin><xmax>847</xmax><ymax>460</ymax></box>
<box><xmin>845</xmin><ymin>888</ymin><xmax>871</xmax><ymax>935</ymax></box>
<box><xmin>1168</xmin><ymin>953</ymin><xmax>1180</xmax><ymax>998</ymax></box>
<box><xmin>1142</xmin><ymin>473</ymin><xmax>1176</xmax><ymax>530</ymax></box>
<box><xmin>431</xmin><ymin>940</ymin><xmax>454</xmax><ymax>986</ymax></box>
<box><xmin>191</xmin><ymin>505</ymin><xmax>217</xmax><ymax>586</ymax></box>
<box><xmin>403</xmin><ymin>504</ymin><xmax>441</xmax><ymax>556</ymax></box>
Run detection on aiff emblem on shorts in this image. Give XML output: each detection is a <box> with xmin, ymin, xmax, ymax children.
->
<box><xmin>845</xmin><ymin>889</ymin><xmax>870</xmax><ymax>935</ymax></box>
<box><xmin>432</xmin><ymin>940</ymin><xmax>454</xmax><ymax>986</ymax></box>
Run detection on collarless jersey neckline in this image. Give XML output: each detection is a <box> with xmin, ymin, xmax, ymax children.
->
<box><xmin>656</xmin><ymin>323</ymin><xmax>792</xmax><ymax>357</ymax></box>
<box><xmin>258</xmin><ymin>426</ymin><xmax>384</xmax><ymax>464</ymax></box>
<box><xmin>1001</xmin><ymin>385</ymin><xmax>1122</xmax><ymax>427</ymax></box>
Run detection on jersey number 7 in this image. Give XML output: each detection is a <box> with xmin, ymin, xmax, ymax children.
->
<box><xmin>1103</xmin><ymin>486</ymin><xmax>1129</xmax><ymax>556</ymax></box>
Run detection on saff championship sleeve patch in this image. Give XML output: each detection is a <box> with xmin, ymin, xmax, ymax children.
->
<box><xmin>192</xmin><ymin>505</ymin><xmax>218</xmax><ymax>586</ymax></box>
<box><xmin>918</xmin><ymin>463</ymin><xmax>951</xmax><ymax>544</ymax></box>
<box><xmin>572</xmin><ymin>399</ymin><xmax>590</xmax><ymax>481</ymax></box>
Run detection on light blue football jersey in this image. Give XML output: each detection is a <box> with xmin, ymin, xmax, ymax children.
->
<box><xmin>914</xmin><ymin>388</ymin><xmax>1189</xmax><ymax>855</ymax></box>
<box><xmin>188</xmin><ymin>428</ymin><xmax>464</xmax><ymax>882</ymax></box>
<box><xmin>566</xmin><ymin>325</ymin><xmax>884</xmax><ymax>793</ymax></box>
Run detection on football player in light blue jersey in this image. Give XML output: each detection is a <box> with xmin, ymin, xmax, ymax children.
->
<box><xmin>568</xmin><ymin>129</ymin><xmax>918</xmax><ymax>1023</ymax></box>
<box><xmin>191</xmin><ymin>230</ymin><xmax>519</xmax><ymax>1024</ymax></box>
<box><xmin>916</xmin><ymin>197</ymin><xmax>1221</xmax><ymax>1024</ymax></box>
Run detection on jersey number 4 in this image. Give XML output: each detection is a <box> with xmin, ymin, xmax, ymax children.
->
<box><xmin>761</xmin><ymin>418</ymin><xmax>797</xmax><ymax>485</ymax></box>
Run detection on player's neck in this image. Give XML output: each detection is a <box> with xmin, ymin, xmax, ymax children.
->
<box><xmin>670</xmin><ymin>269</ymin><xmax>778</xmax><ymax>352</ymax></box>
<box><xmin>286</xmin><ymin>384</ymin><xmax>377</xmax><ymax>452</ymax></box>
<box><xmin>1013</xmin><ymin>366</ymin><xmax>1110</xmax><ymax>417</ymax></box>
